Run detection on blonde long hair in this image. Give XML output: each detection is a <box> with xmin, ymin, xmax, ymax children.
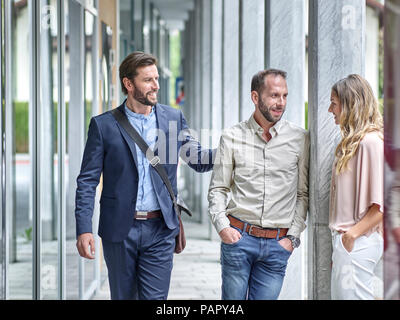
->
<box><xmin>332</xmin><ymin>74</ymin><xmax>383</xmax><ymax>174</ymax></box>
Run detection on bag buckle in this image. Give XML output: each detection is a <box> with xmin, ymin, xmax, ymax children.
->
<box><xmin>150</xmin><ymin>156</ymin><xmax>160</xmax><ymax>167</ymax></box>
<box><xmin>135</xmin><ymin>211</ymin><xmax>148</xmax><ymax>220</ymax></box>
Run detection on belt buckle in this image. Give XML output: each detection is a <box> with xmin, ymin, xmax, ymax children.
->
<box><xmin>136</xmin><ymin>211</ymin><xmax>148</xmax><ymax>220</ymax></box>
<box><xmin>248</xmin><ymin>225</ymin><xmax>255</xmax><ymax>236</ymax></box>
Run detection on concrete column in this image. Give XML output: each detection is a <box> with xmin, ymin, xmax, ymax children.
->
<box><xmin>211</xmin><ymin>0</ymin><xmax>223</xmax><ymax>137</ymax></box>
<box><xmin>66</xmin><ymin>0</ymin><xmax>85</xmax><ymax>239</ymax></box>
<box><xmin>265</xmin><ymin>0</ymin><xmax>305</xmax><ymax>127</ymax></box>
<box><xmin>191</xmin><ymin>2</ymin><xmax>202</xmax><ymax>222</ymax></box>
<box><xmin>365</xmin><ymin>6</ymin><xmax>380</xmax><ymax>98</ymax></box>
<box><xmin>143</xmin><ymin>0</ymin><xmax>151</xmax><ymax>53</ymax></box>
<box><xmin>181</xmin><ymin>12</ymin><xmax>197</xmax><ymax>220</ymax></box>
<box><xmin>40</xmin><ymin>1</ymin><xmax>55</xmax><ymax>241</ymax></box>
<box><xmin>193</xmin><ymin>1</ymin><xmax>201</xmax><ymax>132</ymax></box>
<box><xmin>208</xmin><ymin>0</ymin><xmax>223</xmax><ymax>240</ymax></box>
<box><xmin>239</xmin><ymin>0</ymin><xmax>264</xmax><ymax>121</ymax></box>
<box><xmin>264</xmin><ymin>0</ymin><xmax>306</xmax><ymax>300</ymax></box>
<box><xmin>308</xmin><ymin>0</ymin><xmax>365</xmax><ymax>299</ymax></box>
<box><xmin>222</xmin><ymin>0</ymin><xmax>239</xmax><ymax>129</ymax></box>
<box><xmin>200</xmin><ymin>0</ymin><xmax>212</xmax><ymax>225</ymax></box>
<box><xmin>179</xmin><ymin>23</ymin><xmax>191</xmax><ymax>214</ymax></box>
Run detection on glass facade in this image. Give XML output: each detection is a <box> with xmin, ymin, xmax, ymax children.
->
<box><xmin>0</xmin><ymin>0</ymin><xmax>171</xmax><ymax>300</ymax></box>
<box><xmin>9</xmin><ymin>0</ymin><xmax>33</xmax><ymax>299</ymax></box>
<box><xmin>0</xmin><ymin>0</ymin><xmax>108</xmax><ymax>300</ymax></box>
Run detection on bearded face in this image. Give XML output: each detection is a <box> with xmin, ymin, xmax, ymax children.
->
<box><xmin>125</xmin><ymin>64</ymin><xmax>160</xmax><ymax>107</ymax></box>
<box><xmin>258</xmin><ymin>95</ymin><xmax>286</xmax><ymax>123</ymax></box>
<box><xmin>256</xmin><ymin>75</ymin><xmax>288</xmax><ymax>124</ymax></box>
<box><xmin>133</xmin><ymin>81</ymin><xmax>158</xmax><ymax>106</ymax></box>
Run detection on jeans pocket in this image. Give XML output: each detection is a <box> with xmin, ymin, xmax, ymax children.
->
<box><xmin>275</xmin><ymin>238</ymin><xmax>293</xmax><ymax>254</ymax></box>
<box><xmin>221</xmin><ymin>232</ymin><xmax>246</xmax><ymax>246</ymax></box>
<box><xmin>221</xmin><ymin>225</ymin><xmax>245</xmax><ymax>246</ymax></box>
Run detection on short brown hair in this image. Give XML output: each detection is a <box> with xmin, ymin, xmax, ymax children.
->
<box><xmin>251</xmin><ymin>68</ymin><xmax>287</xmax><ymax>94</ymax></box>
<box><xmin>119</xmin><ymin>51</ymin><xmax>158</xmax><ymax>95</ymax></box>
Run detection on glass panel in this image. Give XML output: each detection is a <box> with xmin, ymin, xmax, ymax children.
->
<box><xmin>133</xmin><ymin>0</ymin><xmax>143</xmax><ymax>51</ymax></box>
<box><xmin>101</xmin><ymin>22</ymin><xmax>112</xmax><ymax>112</ymax></box>
<box><xmin>84</xmin><ymin>10</ymin><xmax>95</xmax><ymax>136</ymax></box>
<box><xmin>384</xmin><ymin>0</ymin><xmax>400</xmax><ymax>300</ymax></box>
<box><xmin>143</xmin><ymin>0</ymin><xmax>150</xmax><ymax>53</ymax></box>
<box><xmin>0</xmin><ymin>0</ymin><xmax>4</xmax><ymax>301</ymax></box>
<box><xmin>82</xmin><ymin>9</ymin><xmax>97</xmax><ymax>293</ymax></box>
<box><xmin>39</xmin><ymin>0</ymin><xmax>59</xmax><ymax>300</ymax></box>
<box><xmin>64</xmin><ymin>0</ymin><xmax>80</xmax><ymax>300</ymax></box>
<box><xmin>9</xmin><ymin>0</ymin><xmax>33</xmax><ymax>299</ymax></box>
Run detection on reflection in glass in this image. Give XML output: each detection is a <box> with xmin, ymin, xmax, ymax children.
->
<box><xmin>101</xmin><ymin>22</ymin><xmax>112</xmax><ymax>112</ymax></box>
<box><xmin>39</xmin><ymin>0</ymin><xmax>59</xmax><ymax>299</ymax></box>
<box><xmin>84</xmin><ymin>11</ymin><xmax>94</xmax><ymax>136</ymax></box>
<box><xmin>64</xmin><ymin>0</ymin><xmax>80</xmax><ymax>300</ymax></box>
<box><xmin>133</xmin><ymin>0</ymin><xmax>143</xmax><ymax>51</ymax></box>
<box><xmin>82</xmin><ymin>9</ymin><xmax>98</xmax><ymax>294</ymax></box>
<box><xmin>9</xmin><ymin>0</ymin><xmax>32</xmax><ymax>299</ymax></box>
<box><xmin>383</xmin><ymin>0</ymin><xmax>400</xmax><ymax>300</ymax></box>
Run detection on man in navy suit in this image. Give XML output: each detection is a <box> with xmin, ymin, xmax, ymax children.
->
<box><xmin>75</xmin><ymin>51</ymin><xmax>214</xmax><ymax>300</ymax></box>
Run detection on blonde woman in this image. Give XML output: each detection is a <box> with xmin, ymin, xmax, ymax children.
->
<box><xmin>328</xmin><ymin>74</ymin><xmax>384</xmax><ymax>300</ymax></box>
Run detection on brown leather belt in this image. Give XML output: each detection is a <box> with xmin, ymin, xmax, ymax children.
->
<box><xmin>228</xmin><ymin>215</ymin><xmax>288</xmax><ymax>239</ymax></box>
<box><xmin>134</xmin><ymin>210</ymin><xmax>162</xmax><ymax>220</ymax></box>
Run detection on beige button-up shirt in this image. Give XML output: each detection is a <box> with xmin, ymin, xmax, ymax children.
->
<box><xmin>208</xmin><ymin>114</ymin><xmax>310</xmax><ymax>238</ymax></box>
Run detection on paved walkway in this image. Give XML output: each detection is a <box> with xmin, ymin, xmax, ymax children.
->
<box><xmin>92</xmin><ymin>220</ymin><xmax>302</xmax><ymax>300</ymax></box>
<box><xmin>6</xmin><ymin>220</ymin><xmax>382</xmax><ymax>300</ymax></box>
<box><xmin>92</xmin><ymin>221</ymin><xmax>221</xmax><ymax>300</ymax></box>
<box><xmin>92</xmin><ymin>220</ymin><xmax>383</xmax><ymax>300</ymax></box>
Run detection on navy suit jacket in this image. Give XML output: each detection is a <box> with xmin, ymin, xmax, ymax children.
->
<box><xmin>75</xmin><ymin>101</ymin><xmax>214</xmax><ymax>242</ymax></box>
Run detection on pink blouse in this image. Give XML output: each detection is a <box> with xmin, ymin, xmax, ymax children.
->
<box><xmin>329</xmin><ymin>131</ymin><xmax>384</xmax><ymax>236</ymax></box>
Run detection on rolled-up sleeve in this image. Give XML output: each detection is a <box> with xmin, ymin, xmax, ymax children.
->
<box><xmin>288</xmin><ymin>131</ymin><xmax>310</xmax><ymax>238</ymax></box>
<box><xmin>207</xmin><ymin>131</ymin><xmax>234</xmax><ymax>233</ymax></box>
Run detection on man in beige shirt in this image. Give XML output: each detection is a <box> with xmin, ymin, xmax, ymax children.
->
<box><xmin>208</xmin><ymin>69</ymin><xmax>309</xmax><ymax>300</ymax></box>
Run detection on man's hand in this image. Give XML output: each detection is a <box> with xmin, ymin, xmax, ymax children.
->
<box><xmin>278</xmin><ymin>237</ymin><xmax>294</xmax><ymax>252</ymax></box>
<box><xmin>76</xmin><ymin>233</ymin><xmax>95</xmax><ymax>259</ymax></box>
<box><xmin>219</xmin><ymin>227</ymin><xmax>242</xmax><ymax>244</ymax></box>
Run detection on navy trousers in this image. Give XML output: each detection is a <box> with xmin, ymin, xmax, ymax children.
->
<box><xmin>102</xmin><ymin>217</ymin><xmax>178</xmax><ymax>300</ymax></box>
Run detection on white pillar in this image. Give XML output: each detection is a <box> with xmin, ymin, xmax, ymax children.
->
<box><xmin>308</xmin><ymin>0</ymin><xmax>365</xmax><ymax>299</ymax></box>
<box><xmin>264</xmin><ymin>0</ymin><xmax>306</xmax><ymax>300</ymax></box>
<box><xmin>239</xmin><ymin>0</ymin><xmax>265</xmax><ymax>121</ymax></box>
<box><xmin>265</xmin><ymin>0</ymin><xmax>306</xmax><ymax>127</ymax></box>
<box><xmin>222</xmin><ymin>0</ymin><xmax>239</xmax><ymax>129</ymax></box>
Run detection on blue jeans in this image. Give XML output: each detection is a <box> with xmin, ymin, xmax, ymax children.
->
<box><xmin>220</xmin><ymin>224</ymin><xmax>292</xmax><ymax>300</ymax></box>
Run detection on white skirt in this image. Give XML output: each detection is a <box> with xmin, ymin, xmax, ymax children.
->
<box><xmin>331</xmin><ymin>230</ymin><xmax>383</xmax><ymax>300</ymax></box>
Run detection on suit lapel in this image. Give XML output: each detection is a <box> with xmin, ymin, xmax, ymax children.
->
<box><xmin>154</xmin><ymin>103</ymin><xmax>169</xmax><ymax>158</ymax></box>
<box><xmin>114</xmin><ymin>102</ymin><xmax>170</xmax><ymax>171</ymax></box>
<box><xmin>113</xmin><ymin>102</ymin><xmax>139</xmax><ymax>169</ymax></box>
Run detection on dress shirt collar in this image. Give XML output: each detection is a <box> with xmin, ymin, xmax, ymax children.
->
<box><xmin>248</xmin><ymin>112</ymin><xmax>284</xmax><ymax>137</ymax></box>
<box><xmin>124</xmin><ymin>101</ymin><xmax>155</xmax><ymax>120</ymax></box>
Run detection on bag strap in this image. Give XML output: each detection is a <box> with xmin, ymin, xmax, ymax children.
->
<box><xmin>111</xmin><ymin>108</ymin><xmax>178</xmax><ymax>208</ymax></box>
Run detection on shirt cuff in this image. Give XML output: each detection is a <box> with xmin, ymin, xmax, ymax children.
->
<box><xmin>213</xmin><ymin>215</ymin><xmax>231</xmax><ymax>234</ymax></box>
<box><xmin>287</xmin><ymin>227</ymin><xmax>301</xmax><ymax>239</ymax></box>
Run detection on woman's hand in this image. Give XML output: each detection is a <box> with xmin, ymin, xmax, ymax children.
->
<box><xmin>341</xmin><ymin>204</ymin><xmax>383</xmax><ymax>253</ymax></box>
<box><xmin>341</xmin><ymin>231</ymin><xmax>357</xmax><ymax>253</ymax></box>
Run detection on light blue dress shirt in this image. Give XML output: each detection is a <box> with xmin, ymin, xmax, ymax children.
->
<box><xmin>124</xmin><ymin>103</ymin><xmax>161</xmax><ymax>211</ymax></box>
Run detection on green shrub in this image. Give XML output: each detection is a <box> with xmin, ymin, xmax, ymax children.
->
<box><xmin>14</xmin><ymin>102</ymin><xmax>29</xmax><ymax>153</ymax></box>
